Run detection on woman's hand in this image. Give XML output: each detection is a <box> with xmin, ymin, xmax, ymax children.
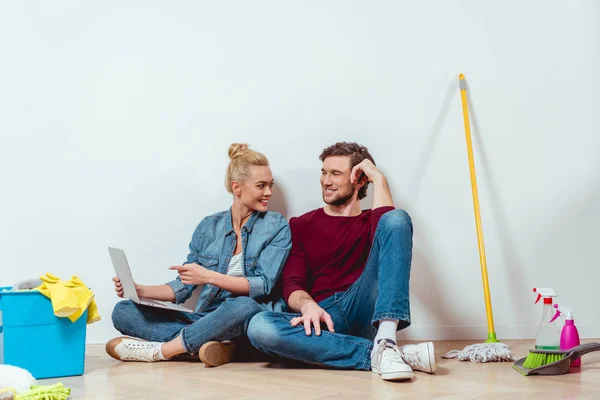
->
<box><xmin>112</xmin><ymin>276</ymin><xmax>141</xmax><ymax>298</ymax></box>
<box><xmin>169</xmin><ymin>263</ymin><xmax>213</xmax><ymax>285</ymax></box>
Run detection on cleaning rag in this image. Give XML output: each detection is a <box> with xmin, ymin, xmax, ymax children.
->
<box><xmin>35</xmin><ymin>273</ymin><xmax>100</xmax><ymax>324</ymax></box>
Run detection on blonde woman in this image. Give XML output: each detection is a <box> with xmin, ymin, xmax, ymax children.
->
<box><xmin>106</xmin><ymin>143</ymin><xmax>291</xmax><ymax>367</ymax></box>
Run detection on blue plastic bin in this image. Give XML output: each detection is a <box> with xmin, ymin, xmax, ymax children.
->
<box><xmin>0</xmin><ymin>286</ymin><xmax>87</xmax><ymax>379</ymax></box>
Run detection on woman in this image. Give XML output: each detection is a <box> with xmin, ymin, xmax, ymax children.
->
<box><xmin>106</xmin><ymin>143</ymin><xmax>291</xmax><ymax>367</ymax></box>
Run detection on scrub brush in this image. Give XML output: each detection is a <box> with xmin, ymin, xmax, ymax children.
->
<box><xmin>513</xmin><ymin>342</ymin><xmax>600</xmax><ymax>376</ymax></box>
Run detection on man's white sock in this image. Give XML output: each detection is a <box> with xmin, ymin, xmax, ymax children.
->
<box><xmin>372</xmin><ymin>320</ymin><xmax>399</xmax><ymax>358</ymax></box>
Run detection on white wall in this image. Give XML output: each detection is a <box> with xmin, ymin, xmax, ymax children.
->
<box><xmin>0</xmin><ymin>1</ymin><xmax>598</xmax><ymax>344</ymax></box>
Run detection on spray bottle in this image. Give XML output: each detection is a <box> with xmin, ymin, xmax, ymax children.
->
<box><xmin>550</xmin><ymin>304</ymin><xmax>581</xmax><ymax>367</ymax></box>
<box><xmin>532</xmin><ymin>288</ymin><xmax>560</xmax><ymax>350</ymax></box>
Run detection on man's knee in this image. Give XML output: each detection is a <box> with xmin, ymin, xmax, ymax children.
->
<box><xmin>247</xmin><ymin>312</ymin><xmax>283</xmax><ymax>350</ymax></box>
<box><xmin>379</xmin><ymin>209</ymin><xmax>412</xmax><ymax>232</ymax></box>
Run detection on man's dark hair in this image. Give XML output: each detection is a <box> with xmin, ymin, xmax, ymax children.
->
<box><xmin>319</xmin><ymin>142</ymin><xmax>376</xmax><ymax>200</ymax></box>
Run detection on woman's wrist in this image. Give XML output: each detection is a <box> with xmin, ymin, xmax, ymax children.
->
<box><xmin>204</xmin><ymin>269</ymin><xmax>218</xmax><ymax>286</ymax></box>
<box><xmin>137</xmin><ymin>284</ymin><xmax>148</xmax><ymax>298</ymax></box>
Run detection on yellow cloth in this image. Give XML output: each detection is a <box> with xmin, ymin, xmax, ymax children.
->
<box><xmin>35</xmin><ymin>273</ymin><xmax>101</xmax><ymax>324</ymax></box>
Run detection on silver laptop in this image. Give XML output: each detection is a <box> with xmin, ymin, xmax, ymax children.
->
<box><xmin>108</xmin><ymin>247</ymin><xmax>193</xmax><ymax>313</ymax></box>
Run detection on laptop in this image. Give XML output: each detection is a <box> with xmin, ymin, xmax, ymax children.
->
<box><xmin>107</xmin><ymin>247</ymin><xmax>193</xmax><ymax>313</ymax></box>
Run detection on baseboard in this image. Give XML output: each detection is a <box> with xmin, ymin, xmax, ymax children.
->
<box><xmin>396</xmin><ymin>325</ymin><xmax>600</xmax><ymax>341</ymax></box>
<box><xmin>86</xmin><ymin>325</ymin><xmax>599</xmax><ymax>344</ymax></box>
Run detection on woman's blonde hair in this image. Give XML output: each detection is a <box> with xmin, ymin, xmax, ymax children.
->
<box><xmin>225</xmin><ymin>143</ymin><xmax>269</xmax><ymax>193</ymax></box>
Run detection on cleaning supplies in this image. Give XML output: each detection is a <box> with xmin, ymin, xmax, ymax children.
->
<box><xmin>34</xmin><ymin>273</ymin><xmax>100</xmax><ymax>324</ymax></box>
<box><xmin>0</xmin><ymin>285</ymin><xmax>88</xmax><ymax>379</ymax></box>
<box><xmin>512</xmin><ymin>342</ymin><xmax>600</xmax><ymax>376</ymax></box>
<box><xmin>550</xmin><ymin>304</ymin><xmax>581</xmax><ymax>367</ymax></box>
<box><xmin>532</xmin><ymin>288</ymin><xmax>560</xmax><ymax>350</ymax></box>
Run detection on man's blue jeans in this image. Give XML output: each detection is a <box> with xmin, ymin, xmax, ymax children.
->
<box><xmin>112</xmin><ymin>296</ymin><xmax>265</xmax><ymax>353</ymax></box>
<box><xmin>247</xmin><ymin>209</ymin><xmax>413</xmax><ymax>370</ymax></box>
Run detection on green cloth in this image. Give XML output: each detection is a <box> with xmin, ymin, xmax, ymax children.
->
<box><xmin>17</xmin><ymin>383</ymin><xmax>70</xmax><ymax>400</ymax></box>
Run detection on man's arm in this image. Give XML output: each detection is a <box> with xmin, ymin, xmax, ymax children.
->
<box><xmin>351</xmin><ymin>159</ymin><xmax>393</xmax><ymax>209</ymax></box>
<box><xmin>282</xmin><ymin>218</ymin><xmax>335</xmax><ymax>336</ymax></box>
<box><xmin>370</xmin><ymin>174</ymin><xmax>393</xmax><ymax>209</ymax></box>
<box><xmin>282</xmin><ymin>218</ymin><xmax>309</xmax><ymax>301</ymax></box>
<box><xmin>287</xmin><ymin>289</ymin><xmax>316</xmax><ymax>313</ymax></box>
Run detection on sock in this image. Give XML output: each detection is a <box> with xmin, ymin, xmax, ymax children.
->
<box><xmin>371</xmin><ymin>320</ymin><xmax>399</xmax><ymax>358</ymax></box>
<box><xmin>156</xmin><ymin>343</ymin><xmax>169</xmax><ymax>360</ymax></box>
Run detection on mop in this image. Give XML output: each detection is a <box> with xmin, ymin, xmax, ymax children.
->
<box><xmin>442</xmin><ymin>74</ymin><xmax>514</xmax><ymax>363</ymax></box>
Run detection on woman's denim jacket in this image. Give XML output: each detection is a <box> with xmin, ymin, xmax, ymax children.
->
<box><xmin>167</xmin><ymin>209</ymin><xmax>291</xmax><ymax>312</ymax></box>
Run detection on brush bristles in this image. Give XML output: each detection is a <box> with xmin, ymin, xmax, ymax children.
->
<box><xmin>522</xmin><ymin>352</ymin><xmax>565</xmax><ymax>369</ymax></box>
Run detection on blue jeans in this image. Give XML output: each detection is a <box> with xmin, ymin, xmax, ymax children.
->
<box><xmin>246</xmin><ymin>209</ymin><xmax>412</xmax><ymax>370</ymax></box>
<box><xmin>111</xmin><ymin>296</ymin><xmax>266</xmax><ymax>353</ymax></box>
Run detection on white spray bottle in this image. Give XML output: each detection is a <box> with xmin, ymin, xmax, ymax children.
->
<box><xmin>532</xmin><ymin>288</ymin><xmax>560</xmax><ymax>350</ymax></box>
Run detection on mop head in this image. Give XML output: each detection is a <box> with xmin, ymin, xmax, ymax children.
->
<box><xmin>442</xmin><ymin>342</ymin><xmax>515</xmax><ymax>363</ymax></box>
<box><xmin>0</xmin><ymin>365</ymin><xmax>35</xmax><ymax>400</ymax></box>
<box><xmin>15</xmin><ymin>383</ymin><xmax>71</xmax><ymax>400</ymax></box>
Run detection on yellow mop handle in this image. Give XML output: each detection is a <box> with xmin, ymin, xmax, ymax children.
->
<box><xmin>459</xmin><ymin>73</ymin><xmax>497</xmax><ymax>341</ymax></box>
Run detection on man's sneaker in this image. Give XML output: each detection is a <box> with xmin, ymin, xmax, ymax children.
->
<box><xmin>106</xmin><ymin>336</ymin><xmax>163</xmax><ymax>362</ymax></box>
<box><xmin>199</xmin><ymin>341</ymin><xmax>236</xmax><ymax>367</ymax></box>
<box><xmin>398</xmin><ymin>342</ymin><xmax>437</xmax><ymax>373</ymax></box>
<box><xmin>371</xmin><ymin>339</ymin><xmax>414</xmax><ymax>381</ymax></box>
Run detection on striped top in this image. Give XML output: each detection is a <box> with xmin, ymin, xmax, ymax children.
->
<box><xmin>227</xmin><ymin>252</ymin><xmax>244</xmax><ymax>277</ymax></box>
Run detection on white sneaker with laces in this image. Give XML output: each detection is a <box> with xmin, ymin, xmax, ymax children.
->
<box><xmin>106</xmin><ymin>337</ymin><xmax>163</xmax><ymax>362</ymax></box>
<box><xmin>398</xmin><ymin>342</ymin><xmax>437</xmax><ymax>373</ymax></box>
<box><xmin>371</xmin><ymin>339</ymin><xmax>414</xmax><ymax>381</ymax></box>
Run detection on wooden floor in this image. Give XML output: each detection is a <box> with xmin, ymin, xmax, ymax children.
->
<box><xmin>39</xmin><ymin>340</ymin><xmax>600</xmax><ymax>399</ymax></box>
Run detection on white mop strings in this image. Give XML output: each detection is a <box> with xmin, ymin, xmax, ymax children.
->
<box><xmin>442</xmin><ymin>342</ymin><xmax>515</xmax><ymax>363</ymax></box>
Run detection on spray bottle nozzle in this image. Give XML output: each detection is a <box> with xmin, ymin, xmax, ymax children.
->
<box><xmin>550</xmin><ymin>304</ymin><xmax>575</xmax><ymax>323</ymax></box>
<box><xmin>533</xmin><ymin>287</ymin><xmax>557</xmax><ymax>304</ymax></box>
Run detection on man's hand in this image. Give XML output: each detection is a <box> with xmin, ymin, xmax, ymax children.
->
<box><xmin>169</xmin><ymin>264</ymin><xmax>213</xmax><ymax>285</ymax></box>
<box><xmin>350</xmin><ymin>159</ymin><xmax>382</xmax><ymax>184</ymax></box>
<box><xmin>351</xmin><ymin>158</ymin><xmax>393</xmax><ymax>208</ymax></box>
<box><xmin>290</xmin><ymin>300</ymin><xmax>335</xmax><ymax>336</ymax></box>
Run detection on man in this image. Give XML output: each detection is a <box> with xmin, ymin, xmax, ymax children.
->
<box><xmin>247</xmin><ymin>142</ymin><xmax>436</xmax><ymax>381</ymax></box>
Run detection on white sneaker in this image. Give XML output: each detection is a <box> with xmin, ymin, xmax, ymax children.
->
<box><xmin>106</xmin><ymin>336</ymin><xmax>163</xmax><ymax>362</ymax></box>
<box><xmin>398</xmin><ymin>342</ymin><xmax>437</xmax><ymax>373</ymax></box>
<box><xmin>371</xmin><ymin>339</ymin><xmax>414</xmax><ymax>381</ymax></box>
